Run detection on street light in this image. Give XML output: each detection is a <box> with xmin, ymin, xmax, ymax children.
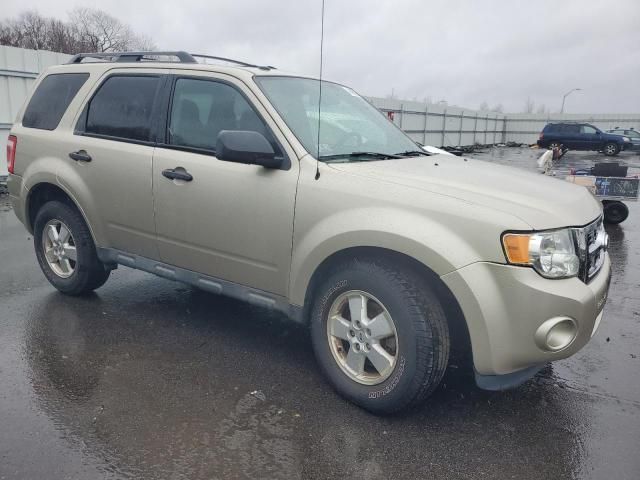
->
<box><xmin>560</xmin><ymin>88</ymin><xmax>582</xmax><ymax>114</ymax></box>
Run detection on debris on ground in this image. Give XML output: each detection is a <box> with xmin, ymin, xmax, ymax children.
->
<box><xmin>250</xmin><ymin>390</ymin><xmax>266</xmax><ymax>401</ymax></box>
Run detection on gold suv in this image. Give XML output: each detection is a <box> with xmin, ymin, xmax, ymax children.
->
<box><xmin>6</xmin><ymin>51</ymin><xmax>611</xmax><ymax>413</ymax></box>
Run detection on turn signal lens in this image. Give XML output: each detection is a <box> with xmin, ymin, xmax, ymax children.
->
<box><xmin>502</xmin><ymin>234</ymin><xmax>531</xmax><ymax>264</ymax></box>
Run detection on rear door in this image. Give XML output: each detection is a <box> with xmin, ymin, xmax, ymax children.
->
<box><xmin>61</xmin><ymin>69</ymin><xmax>166</xmax><ymax>259</ymax></box>
<box><xmin>562</xmin><ymin>124</ymin><xmax>581</xmax><ymax>148</ymax></box>
<box><xmin>151</xmin><ymin>72</ymin><xmax>298</xmax><ymax>296</ymax></box>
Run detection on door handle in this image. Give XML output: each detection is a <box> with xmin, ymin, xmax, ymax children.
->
<box><xmin>69</xmin><ymin>150</ymin><xmax>92</xmax><ymax>162</ymax></box>
<box><xmin>162</xmin><ymin>167</ymin><xmax>193</xmax><ymax>182</ymax></box>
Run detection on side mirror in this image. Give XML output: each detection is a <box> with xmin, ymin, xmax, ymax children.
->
<box><xmin>216</xmin><ymin>130</ymin><xmax>282</xmax><ymax>169</ymax></box>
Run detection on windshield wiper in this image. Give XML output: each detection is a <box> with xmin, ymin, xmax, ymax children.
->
<box><xmin>320</xmin><ymin>151</ymin><xmax>403</xmax><ymax>162</ymax></box>
<box><xmin>394</xmin><ymin>150</ymin><xmax>431</xmax><ymax>157</ymax></box>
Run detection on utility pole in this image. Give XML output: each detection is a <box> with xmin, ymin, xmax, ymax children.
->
<box><xmin>560</xmin><ymin>88</ymin><xmax>582</xmax><ymax>113</ymax></box>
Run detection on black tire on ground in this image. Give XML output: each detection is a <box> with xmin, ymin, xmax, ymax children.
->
<box><xmin>603</xmin><ymin>200</ymin><xmax>629</xmax><ymax>224</ymax></box>
<box><xmin>603</xmin><ymin>142</ymin><xmax>620</xmax><ymax>156</ymax></box>
<box><xmin>34</xmin><ymin>200</ymin><xmax>110</xmax><ymax>295</ymax></box>
<box><xmin>310</xmin><ymin>257</ymin><xmax>450</xmax><ymax>414</ymax></box>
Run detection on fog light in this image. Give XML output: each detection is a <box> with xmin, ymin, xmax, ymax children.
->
<box><xmin>535</xmin><ymin>317</ymin><xmax>577</xmax><ymax>352</ymax></box>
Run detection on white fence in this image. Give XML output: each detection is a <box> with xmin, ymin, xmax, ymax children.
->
<box><xmin>367</xmin><ymin>99</ymin><xmax>640</xmax><ymax>147</ymax></box>
<box><xmin>505</xmin><ymin>114</ymin><xmax>640</xmax><ymax>144</ymax></box>
<box><xmin>1</xmin><ymin>45</ymin><xmax>639</xmax><ymax>178</ymax></box>
<box><xmin>367</xmin><ymin>97</ymin><xmax>507</xmax><ymax>147</ymax></box>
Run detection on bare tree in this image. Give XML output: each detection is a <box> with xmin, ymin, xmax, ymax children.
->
<box><xmin>536</xmin><ymin>104</ymin><xmax>547</xmax><ymax>114</ymax></box>
<box><xmin>70</xmin><ymin>7</ymin><xmax>153</xmax><ymax>52</ymax></box>
<box><xmin>523</xmin><ymin>97</ymin><xmax>535</xmax><ymax>113</ymax></box>
<box><xmin>47</xmin><ymin>18</ymin><xmax>77</xmax><ymax>53</ymax></box>
<box><xmin>0</xmin><ymin>20</ymin><xmax>20</xmax><ymax>46</ymax></box>
<box><xmin>479</xmin><ymin>101</ymin><xmax>489</xmax><ymax>111</ymax></box>
<box><xmin>20</xmin><ymin>11</ymin><xmax>49</xmax><ymax>50</ymax></box>
<box><xmin>491</xmin><ymin>104</ymin><xmax>504</xmax><ymax>113</ymax></box>
<box><xmin>0</xmin><ymin>8</ymin><xmax>155</xmax><ymax>54</ymax></box>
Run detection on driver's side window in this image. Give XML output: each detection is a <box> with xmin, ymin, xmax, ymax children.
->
<box><xmin>168</xmin><ymin>78</ymin><xmax>276</xmax><ymax>153</ymax></box>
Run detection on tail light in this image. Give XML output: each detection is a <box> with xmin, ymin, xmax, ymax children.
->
<box><xmin>7</xmin><ymin>135</ymin><xmax>17</xmax><ymax>174</ymax></box>
<box><xmin>539</xmin><ymin>132</ymin><xmax>544</xmax><ymax>140</ymax></box>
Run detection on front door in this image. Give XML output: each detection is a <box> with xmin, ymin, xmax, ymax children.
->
<box><xmin>152</xmin><ymin>74</ymin><xmax>298</xmax><ymax>296</ymax></box>
<box><xmin>579</xmin><ymin>125</ymin><xmax>600</xmax><ymax>149</ymax></box>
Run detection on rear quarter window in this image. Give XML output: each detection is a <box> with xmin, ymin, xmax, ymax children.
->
<box><xmin>22</xmin><ymin>73</ymin><xmax>89</xmax><ymax>130</ymax></box>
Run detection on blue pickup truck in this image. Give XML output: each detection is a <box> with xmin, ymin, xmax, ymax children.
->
<box><xmin>537</xmin><ymin>122</ymin><xmax>631</xmax><ymax>156</ymax></box>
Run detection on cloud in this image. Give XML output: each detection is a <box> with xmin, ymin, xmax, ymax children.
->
<box><xmin>4</xmin><ymin>0</ymin><xmax>639</xmax><ymax>113</ymax></box>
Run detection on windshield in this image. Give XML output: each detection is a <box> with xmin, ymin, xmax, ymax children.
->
<box><xmin>255</xmin><ymin>76</ymin><xmax>420</xmax><ymax>161</ymax></box>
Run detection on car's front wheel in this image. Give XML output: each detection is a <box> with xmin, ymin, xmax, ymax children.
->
<box><xmin>34</xmin><ymin>201</ymin><xmax>110</xmax><ymax>295</ymax></box>
<box><xmin>603</xmin><ymin>142</ymin><xmax>620</xmax><ymax>156</ymax></box>
<box><xmin>310</xmin><ymin>257</ymin><xmax>450</xmax><ymax>414</ymax></box>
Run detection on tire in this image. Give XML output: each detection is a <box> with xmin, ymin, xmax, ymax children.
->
<box><xmin>603</xmin><ymin>142</ymin><xmax>620</xmax><ymax>156</ymax></box>
<box><xmin>310</xmin><ymin>257</ymin><xmax>450</xmax><ymax>414</ymax></box>
<box><xmin>603</xmin><ymin>200</ymin><xmax>628</xmax><ymax>224</ymax></box>
<box><xmin>34</xmin><ymin>200</ymin><xmax>110</xmax><ymax>295</ymax></box>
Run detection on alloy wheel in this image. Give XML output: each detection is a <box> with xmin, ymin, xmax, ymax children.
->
<box><xmin>326</xmin><ymin>290</ymin><xmax>398</xmax><ymax>385</ymax></box>
<box><xmin>42</xmin><ymin>219</ymin><xmax>77</xmax><ymax>278</ymax></box>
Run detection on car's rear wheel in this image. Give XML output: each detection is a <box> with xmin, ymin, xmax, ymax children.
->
<box><xmin>310</xmin><ymin>257</ymin><xmax>450</xmax><ymax>414</ymax></box>
<box><xmin>34</xmin><ymin>201</ymin><xmax>110</xmax><ymax>295</ymax></box>
<box><xmin>603</xmin><ymin>142</ymin><xmax>620</xmax><ymax>156</ymax></box>
<box><xmin>603</xmin><ymin>200</ymin><xmax>629</xmax><ymax>224</ymax></box>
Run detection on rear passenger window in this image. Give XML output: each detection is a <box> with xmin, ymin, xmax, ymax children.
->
<box><xmin>22</xmin><ymin>73</ymin><xmax>89</xmax><ymax>130</ymax></box>
<box><xmin>168</xmin><ymin>78</ymin><xmax>275</xmax><ymax>152</ymax></box>
<box><xmin>85</xmin><ymin>75</ymin><xmax>161</xmax><ymax>142</ymax></box>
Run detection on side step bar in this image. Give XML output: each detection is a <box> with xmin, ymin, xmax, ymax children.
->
<box><xmin>97</xmin><ymin>248</ymin><xmax>304</xmax><ymax>323</ymax></box>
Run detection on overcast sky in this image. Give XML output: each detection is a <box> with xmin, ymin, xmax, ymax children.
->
<box><xmin>4</xmin><ymin>0</ymin><xmax>640</xmax><ymax>113</ymax></box>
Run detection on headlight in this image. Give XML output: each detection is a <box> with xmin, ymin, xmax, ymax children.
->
<box><xmin>502</xmin><ymin>229</ymin><xmax>579</xmax><ymax>279</ymax></box>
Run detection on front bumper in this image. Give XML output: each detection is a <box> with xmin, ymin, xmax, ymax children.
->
<box><xmin>442</xmin><ymin>254</ymin><xmax>611</xmax><ymax>379</ymax></box>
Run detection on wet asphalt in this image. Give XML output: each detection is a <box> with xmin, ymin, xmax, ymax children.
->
<box><xmin>1</xmin><ymin>148</ymin><xmax>639</xmax><ymax>480</ymax></box>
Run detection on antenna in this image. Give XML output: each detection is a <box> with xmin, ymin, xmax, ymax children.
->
<box><xmin>315</xmin><ymin>0</ymin><xmax>325</xmax><ymax>180</ymax></box>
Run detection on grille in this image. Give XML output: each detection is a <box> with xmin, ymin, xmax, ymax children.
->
<box><xmin>575</xmin><ymin>216</ymin><xmax>606</xmax><ymax>283</ymax></box>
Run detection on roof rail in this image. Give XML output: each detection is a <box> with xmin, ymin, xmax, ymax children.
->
<box><xmin>67</xmin><ymin>51</ymin><xmax>197</xmax><ymax>64</ymax></box>
<box><xmin>190</xmin><ymin>54</ymin><xmax>275</xmax><ymax>71</ymax></box>
<box><xmin>66</xmin><ymin>51</ymin><xmax>276</xmax><ymax>70</ymax></box>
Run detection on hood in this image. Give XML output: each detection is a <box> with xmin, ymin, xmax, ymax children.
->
<box><xmin>327</xmin><ymin>155</ymin><xmax>602</xmax><ymax>230</ymax></box>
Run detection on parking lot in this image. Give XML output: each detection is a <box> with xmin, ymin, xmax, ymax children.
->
<box><xmin>1</xmin><ymin>148</ymin><xmax>639</xmax><ymax>480</ymax></box>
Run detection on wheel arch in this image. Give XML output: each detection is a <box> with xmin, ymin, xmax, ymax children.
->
<box><xmin>301</xmin><ymin>246</ymin><xmax>472</xmax><ymax>361</ymax></box>
<box><xmin>602</xmin><ymin>140</ymin><xmax>621</xmax><ymax>155</ymax></box>
<box><xmin>26</xmin><ymin>182</ymin><xmax>97</xmax><ymax>245</ymax></box>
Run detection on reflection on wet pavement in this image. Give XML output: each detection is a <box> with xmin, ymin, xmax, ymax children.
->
<box><xmin>1</xmin><ymin>148</ymin><xmax>639</xmax><ymax>479</ymax></box>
